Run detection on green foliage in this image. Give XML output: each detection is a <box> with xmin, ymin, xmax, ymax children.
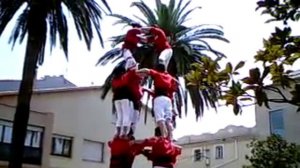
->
<box><xmin>185</xmin><ymin>0</ymin><xmax>300</xmax><ymax>115</ymax></box>
<box><xmin>244</xmin><ymin>135</ymin><xmax>300</xmax><ymax>168</ymax></box>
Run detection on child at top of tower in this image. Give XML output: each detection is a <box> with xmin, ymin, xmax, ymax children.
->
<box><xmin>141</xmin><ymin>25</ymin><xmax>173</xmax><ymax>70</ymax></box>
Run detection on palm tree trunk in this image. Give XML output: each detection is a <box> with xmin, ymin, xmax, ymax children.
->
<box><xmin>8</xmin><ymin>2</ymin><xmax>47</xmax><ymax>167</ymax></box>
<box><xmin>8</xmin><ymin>38</ymin><xmax>39</xmax><ymax>168</ymax></box>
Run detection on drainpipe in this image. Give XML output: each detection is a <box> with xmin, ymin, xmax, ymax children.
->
<box><xmin>212</xmin><ymin>139</ymin><xmax>238</xmax><ymax>168</ymax></box>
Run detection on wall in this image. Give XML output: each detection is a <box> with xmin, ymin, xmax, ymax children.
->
<box><xmin>0</xmin><ymin>103</ymin><xmax>54</xmax><ymax>168</ymax></box>
<box><xmin>176</xmin><ymin>137</ymin><xmax>252</xmax><ymax>168</ymax></box>
<box><xmin>0</xmin><ymin>88</ymin><xmax>155</xmax><ymax>168</ymax></box>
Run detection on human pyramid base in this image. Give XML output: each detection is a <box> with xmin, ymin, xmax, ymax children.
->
<box><xmin>107</xmin><ymin>23</ymin><xmax>182</xmax><ymax>168</ymax></box>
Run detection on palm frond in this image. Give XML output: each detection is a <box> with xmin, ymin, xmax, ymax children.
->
<box><xmin>96</xmin><ymin>47</ymin><xmax>123</xmax><ymax>66</ymax></box>
<box><xmin>131</xmin><ymin>1</ymin><xmax>157</xmax><ymax>25</ymax></box>
<box><xmin>109</xmin><ymin>34</ymin><xmax>125</xmax><ymax>47</ymax></box>
<box><xmin>0</xmin><ymin>0</ymin><xmax>25</xmax><ymax>36</ymax></box>
<box><xmin>8</xmin><ymin>6</ymin><xmax>29</xmax><ymax>50</ymax></box>
<box><xmin>177</xmin><ymin>6</ymin><xmax>201</xmax><ymax>25</ymax></box>
<box><xmin>100</xmin><ymin>60</ymin><xmax>126</xmax><ymax>99</ymax></box>
<box><xmin>109</xmin><ymin>14</ymin><xmax>136</xmax><ymax>26</ymax></box>
<box><xmin>63</xmin><ymin>0</ymin><xmax>108</xmax><ymax>49</ymax></box>
<box><xmin>48</xmin><ymin>2</ymin><xmax>69</xmax><ymax>58</ymax></box>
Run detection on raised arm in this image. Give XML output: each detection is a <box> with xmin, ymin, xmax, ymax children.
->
<box><xmin>142</xmin><ymin>87</ymin><xmax>155</xmax><ymax>97</ymax></box>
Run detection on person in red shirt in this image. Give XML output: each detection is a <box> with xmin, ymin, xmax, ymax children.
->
<box><xmin>122</xmin><ymin>23</ymin><xmax>146</xmax><ymax>71</ymax></box>
<box><xmin>142</xmin><ymin>25</ymin><xmax>173</xmax><ymax>69</ymax></box>
<box><xmin>137</xmin><ymin>127</ymin><xmax>182</xmax><ymax>168</ymax></box>
<box><xmin>108</xmin><ymin>136</ymin><xmax>144</xmax><ymax>168</ymax></box>
<box><xmin>137</xmin><ymin>63</ymin><xmax>179</xmax><ymax>140</ymax></box>
<box><xmin>111</xmin><ymin>66</ymin><xmax>133</xmax><ymax>138</ymax></box>
<box><xmin>122</xmin><ymin>63</ymin><xmax>144</xmax><ymax>136</ymax></box>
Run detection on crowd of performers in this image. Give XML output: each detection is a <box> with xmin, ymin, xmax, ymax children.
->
<box><xmin>108</xmin><ymin>23</ymin><xmax>182</xmax><ymax>168</ymax></box>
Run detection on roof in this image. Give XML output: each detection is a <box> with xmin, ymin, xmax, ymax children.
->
<box><xmin>176</xmin><ymin>125</ymin><xmax>256</xmax><ymax>145</ymax></box>
<box><xmin>0</xmin><ymin>75</ymin><xmax>76</xmax><ymax>92</ymax></box>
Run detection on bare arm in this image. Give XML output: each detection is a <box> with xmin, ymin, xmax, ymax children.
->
<box><xmin>136</xmin><ymin>68</ymin><xmax>150</xmax><ymax>76</ymax></box>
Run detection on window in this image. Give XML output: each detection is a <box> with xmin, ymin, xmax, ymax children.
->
<box><xmin>0</xmin><ymin>120</ymin><xmax>44</xmax><ymax>165</ymax></box>
<box><xmin>0</xmin><ymin>120</ymin><xmax>13</xmax><ymax>143</ymax></box>
<box><xmin>193</xmin><ymin>148</ymin><xmax>202</xmax><ymax>161</ymax></box>
<box><xmin>82</xmin><ymin>139</ymin><xmax>104</xmax><ymax>163</ymax></box>
<box><xmin>51</xmin><ymin>134</ymin><xmax>72</xmax><ymax>157</ymax></box>
<box><xmin>215</xmin><ymin>145</ymin><xmax>224</xmax><ymax>159</ymax></box>
<box><xmin>270</xmin><ymin>109</ymin><xmax>285</xmax><ymax>137</ymax></box>
<box><xmin>25</xmin><ymin>126</ymin><xmax>43</xmax><ymax>148</ymax></box>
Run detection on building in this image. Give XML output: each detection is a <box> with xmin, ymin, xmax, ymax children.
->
<box><xmin>176</xmin><ymin>125</ymin><xmax>256</xmax><ymax>168</ymax></box>
<box><xmin>0</xmin><ymin>76</ymin><xmax>155</xmax><ymax>168</ymax></box>
<box><xmin>175</xmin><ymin>71</ymin><xmax>300</xmax><ymax>168</ymax></box>
<box><xmin>254</xmin><ymin>71</ymin><xmax>300</xmax><ymax>144</ymax></box>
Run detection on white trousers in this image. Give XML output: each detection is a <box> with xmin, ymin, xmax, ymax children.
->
<box><xmin>153</xmin><ymin>96</ymin><xmax>172</xmax><ymax>122</ymax></box>
<box><xmin>114</xmin><ymin>99</ymin><xmax>132</xmax><ymax>128</ymax></box>
<box><xmin>158</xmin><ymin>48</ymin><xmax>173</xmax><ymax>69</ymax></box>
<box><xmin>112</xmin><ymin>101</ymin><xmax>140</xmax><ymax>126</ymax></box>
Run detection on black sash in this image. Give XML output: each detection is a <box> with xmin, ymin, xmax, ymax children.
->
<box><xmin>154</xmin><ymin>88</ymin><xmax>169</xmax><ymax>97</ymax></box>
<box><xmin>153</xmin><ymin>156</ymin><xmax>173</xmax><ymax>165</ymax></box>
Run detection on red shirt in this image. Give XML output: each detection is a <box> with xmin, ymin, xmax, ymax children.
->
<box><xmin>149</xmin><ymin>27</ymin><xmax>171</xmax><ymax>53</ymax></box>
<box><xmin>109</xmin><ymin>138</ymin><xmax>144</xmax><ymax>156</ymax></box>
<box><xmin>149</xmin><ymin>70</ymin><xmax>177</xmax><ymax>99</ymax></box>
<box><xmin>124</xmin><ymin>69</ymin><xmax>143</xmax><ymax>101</ymax></box>
<box><xmin>108</xmin><ymin>138</ymin><xmax>144</xmax><ymax>168</ymax></box>
<box><xmin>111</xmin><ymin>75</ymin><xmax>131</xmax><ymax>100</ymax></box>
<box><xmin>122</xmin><ymin>28</ymin><xmax>142</xmax><ymax>52</ymax></box>
<box><xmin>142</xmin><ymin>137</ymin><xmax>182</xmax><ymax>167</ymax></box>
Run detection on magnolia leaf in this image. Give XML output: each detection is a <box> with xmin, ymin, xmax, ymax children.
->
<box><xmin>234</xmin><ymin>61</ymin><xmax>245</xmax><ymax>71</ymax></box>
<box><xmin>242</xmin><ymin>77</ymin><xmax>255</xmax><ymax>85</ymax></box>
<box><xmin>225</xmin><ymin>62</ymin><xmax>233</xmax><ymax>73</ymax></box>
<box><xmin>249</xmin><ymin>68</ymin><xmax>261</xmax><ymax>82</ymax></box>
<box><xmin>233</xmin><ymin>102</ymin><xmax>241</xmax><ymax>115</ymax></box>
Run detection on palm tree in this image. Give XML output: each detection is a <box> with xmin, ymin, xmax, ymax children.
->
<box><xmin>97</xmin><ymin>0</ymin><xmax>229</xmax><ymax>120</ymax></box>
<box><xmin>0</xmin><ymin>0</ymin><xmax>110</xmax><ymax>167</ymax></box>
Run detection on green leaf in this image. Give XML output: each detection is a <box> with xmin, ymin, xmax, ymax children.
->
<box><xmin>234</xmin><ymin>61</ymin><xmax>245</xmax><ymax>71</ymax></box>
<box><xmin>225</xmin><ymin>62</ymin><xmax>233</xmax><ymax>73</ymax></box>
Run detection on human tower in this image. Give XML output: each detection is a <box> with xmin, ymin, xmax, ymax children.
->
<box><xmin>107</xmin><ymin>23</ymin><xmax>182</xmax><ymax>168</ymax></box>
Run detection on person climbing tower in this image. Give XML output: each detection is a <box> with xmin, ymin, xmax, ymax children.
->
<box><xmin>136</xmin><ymin>127</ymin><xmax>182</xmax><ymax>168</ymax></box>
<box><xmin>141</xmin><ymin>25</ymin><xmax>173</xmax><ymax>69</ymax></box>
<box><xmin>111</xmin><ymin>66</ymin><xmax>133</xmax><ymax>138</ymax></box>
<box><xmin>122</xmin><ymin>22</ymin><xmax>146</xmax><ymax>70</ymax></box>
<box><xmin>137</xmin><ymin>63</ymin><xmax>179</xmax><ymax>140</ymax></box>
<box><xmin>108</xmin><ymin>136</ymin><xmax>144</xmax><ymax>168</ymax></box>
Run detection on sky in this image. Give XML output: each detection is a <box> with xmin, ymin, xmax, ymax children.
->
<box><xmin>0</xmin><ymin>0</ymin><xmax>294</xmax><ymax>138</ymax></box>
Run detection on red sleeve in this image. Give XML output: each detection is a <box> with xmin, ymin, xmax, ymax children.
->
<box><xmin>175</xmin><ymin>146</ymin><xmax>182</xmax><ymax>155</ymax></box>
<box><xmin>142</xmin><ymin>137</ymin><xmax>156</xmax><ymax>147</ymax></box>
<box><xmin>111</xmin><ymin>74</ymin><xmax>129</xmax><ymax>89</ymax></box>
<box><xmin>150</xmin><ymin>27</ymin><xmax>160</xmax><ymax>36</ymax></box>
<box><xmin>131</xmin><ymin>143</ymin><xmax>145</xmax><ymax>156</ymax></box>
<box><xmin>149</xmin><ymin>69</ymin><xmax>159</xmax><ymax>78</ymax></box>
<box><xmin>170</xmin><ymin>78</ymin><xmax>178</xmax><ymax>92</ymax></box>
<box><xmin>125</xmin><ymin>29</ymin><xmax>141</xmax><ymax>44</ymax></box>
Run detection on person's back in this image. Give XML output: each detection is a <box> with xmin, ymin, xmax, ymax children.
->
<box><xmin>122</xmin><ymin>28</ymin><xmax>142</xmax><ymax>53</ymax></box>
<box><xmin>148</xmin><ymin>64</ymin><xmax>176</xmax><ymax>98</ymax></box>
<box><xmin>125</xmin><ymin>68</ymin><xmax>143</xmax><ymax>101</ymax></box>
<box><xmin>149</xmin><ymin>27</ymin><xmax>171</xmax><ymax>53</ymax></box>
<box><xmin>142</xmin><ymin>136</ymin><xmax>180</xmax><ymax>168</ymax></box>
<box><xmin>109</xmin><ymin>137</ymin><xmax>142</xmax><ymax>168</ymax></box>
<box><xmin>111</xmin><ymin>72</ymin><xmax>131</xmax><ymax>101</ymax></box>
